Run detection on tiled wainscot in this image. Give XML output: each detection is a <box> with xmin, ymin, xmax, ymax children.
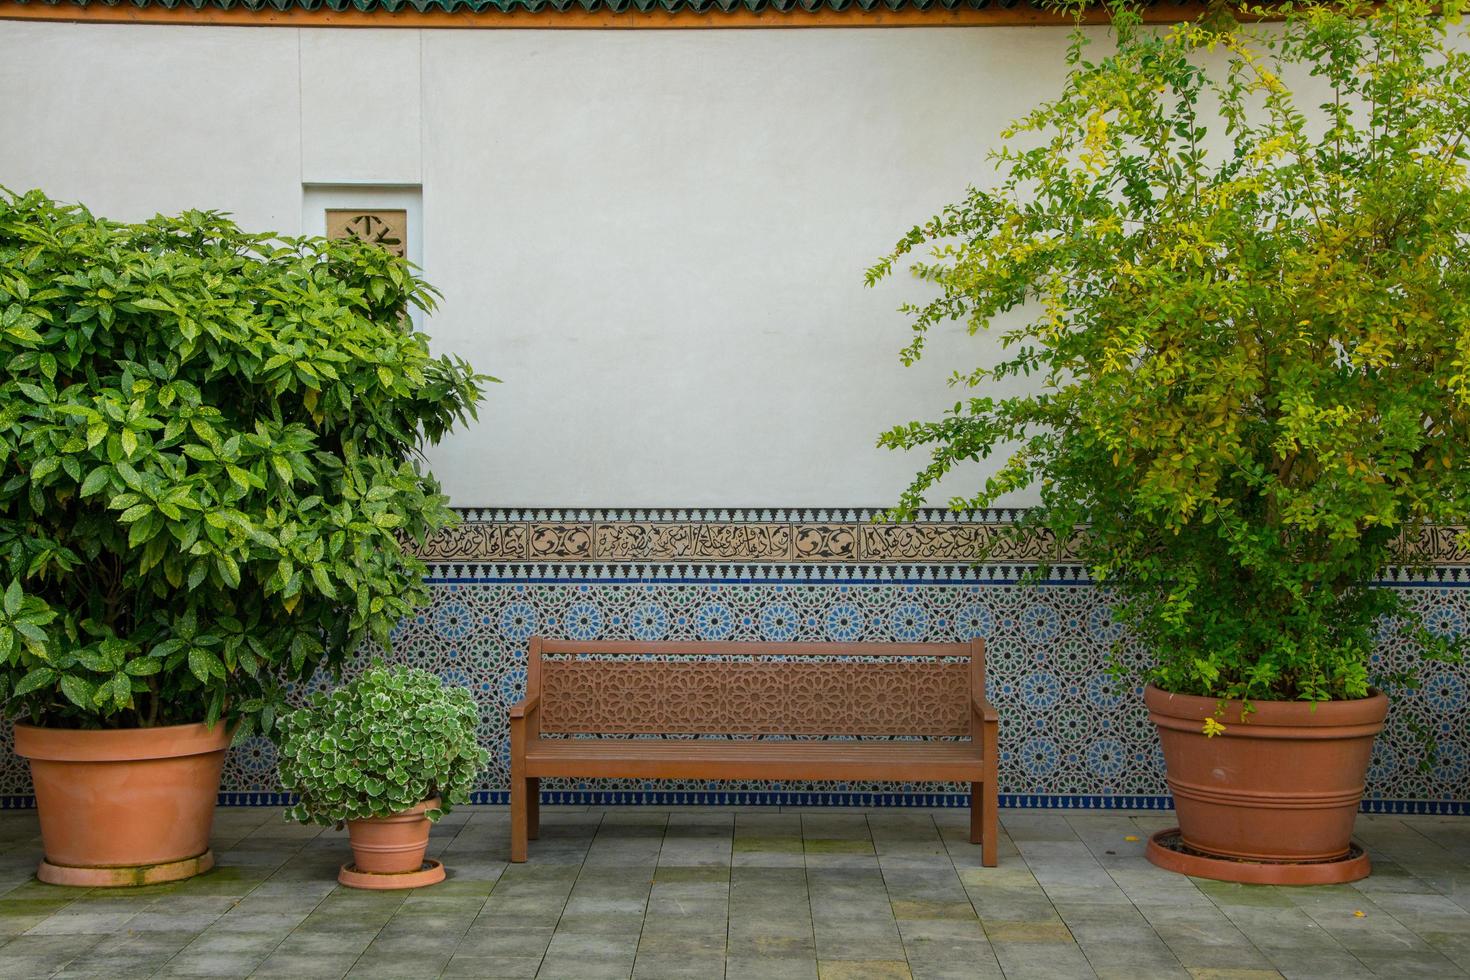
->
<box><xmin>2</xmin><ymin>509</ymin><xmax>1466</xmax><ymax>812</ymax></box>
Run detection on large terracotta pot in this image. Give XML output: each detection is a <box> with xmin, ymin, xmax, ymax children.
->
<box><xmin>13</xmin><ymin>721</ymin><xmax>231</xmax><ymax>887</ymax></box>
<box><xmin>1145</xmin><ymin>684</ymin><xmax>1387</xmax><ymax>863</ymax></box>
<box><xmin>345</xmin><ymin>798</ymin><xmax>438</xmax><ymax>874</ymax></box>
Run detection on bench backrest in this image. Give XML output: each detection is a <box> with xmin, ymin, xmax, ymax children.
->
<box><xmin>528</xmin><ymin>638</ymin><xmax>986</xmax><ymax>738</ymax></box>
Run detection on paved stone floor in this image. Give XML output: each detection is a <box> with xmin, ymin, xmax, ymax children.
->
<box><xmin>0</xmin><ymin>806</ymin><xmax>1467</xmax><ymax>979</ymax></box>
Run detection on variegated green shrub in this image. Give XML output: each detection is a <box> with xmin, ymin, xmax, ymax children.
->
<box><xmin>0</xmin><ymin>190</ymin><xmax>489</xmax><ymax>734</ymax></box>
<box><xmin>278</xmin><ymin>664</ymin><xmax>487</xmax><ymax>826</ymax></box>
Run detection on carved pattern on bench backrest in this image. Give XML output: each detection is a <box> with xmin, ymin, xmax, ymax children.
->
<box><xmin>539</xmin><ymin>658</ymin><xmax>971</xmax><ymax>736</ymax></box>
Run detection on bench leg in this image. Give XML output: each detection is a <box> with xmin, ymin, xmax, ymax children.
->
<box><xmin>979</xmin><ymin>780</ymin><xmax>998</xmax><ymax>867</ymax></box>
<box><xmin>972</xmin><ymin>781</ymin><xmax>999</xmax><ymax>866</ymax></box>
<box><xmin>510</xmin><ymin>775</ymin><xmax>528</xmax><ymax>863</ymax></box>
<box><xmin>527</xmin><ymin>777</ymin><xmax>540</xmax><ymax>840</ymax></box>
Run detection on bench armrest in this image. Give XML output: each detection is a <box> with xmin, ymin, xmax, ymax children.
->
<box><xmin>973</xmin><ymin>695</ymin><xmax>999</xmax><ymax>725</ymax></box>
<box><xmin>510</xmin><ymin>693</ymin><xmax>541</xmax><ymax>720</ymax></box>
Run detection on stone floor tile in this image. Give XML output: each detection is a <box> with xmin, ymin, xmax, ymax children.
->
<box><xmin>888</xmin><ymin>898</ymin><xmax>976</xmax><ymax>920</ymax></box>
<box><xmin>816</xmin><ymin>961</ymin><xmax>912</xmax><ymax>979</ymax></box>
<box><xmin>1079</xmin><ymin>937</ymin><xmax>1189</xmax><ymax>976</ymax></box>
<box><xmin>980</xmin><ymin>916</ymin><xmax>1072</xmax><ymax>943</ymax></box>
<box><xmin>443</xmin><ymin>953</ymin><xmax>544</xmax><ymax>978</ymax></box>
<box><xmin>536</xmin><ymin>930</ymin><xmax>640</xmax><ymax>979</ymax></box>
<box><xmin>1055</xmin><ymin>902</ymin><xmax>1157</xmax><ymax>943</ymax></box>
<box><xmin>1353</xmin><ymin>948</ymin><xmax>1467</xmax><ymax>977</ymax></box>
<box><xmin>346</xmin><ymin>951</ymin><xmax>455</xmax><ymax>978</ymax></box>
<box><xmin>22</xmin><ymin>910</ymin><xmax>137</xmax><ymax>934</ymax></box>
<box><xmin>209</xmin><ymin>909</ymin><xmax>314</xmax><ymax>934</ymax></box>
<box><xmin>173</xmin><ymin>923</ymin><xmax>270</xmax><ymax>948</ymax></box>
<box><xmin>894</xmin><ymin>916</ymin><xmax>986</xmax><ymax>942</ymax></box>
<box><xmin>268</xmin><ymin>929</ymin><xmax>380</xmax><ymax>956</ymax></box>
<box><xmin>812</xmin><ymin>919</ymin><xmax>907</xmax><ymax>961</ymax></box>
<box><xmin>1195</xmin><ymin>881</ymin><xmax>1295</xmax><ymax>909</ymax></box>
<box><xmin>1299</xmin><ymin>903</ymin><xmax>1433</xmax><ymax>953</ymax></box>
<box><xmin>799</xmin><ymin>814</ymin><xmax>872</xmax><ymax>840</ymax></box>
<box><xmin>1416</xmin><ymin>929</ymin><xmax>1470</xmax><ymax>970</ymax></box>
<box><xmin>458</xmin><ymin>918</ymin><xmax>554</xmax><ymax>954</ymax></box>
<box><xmin>1164</xmin><ymin>941</ymin><xmax>1278</xmax><ymax>973</ymax></box>
<box><xmin>729</xmin><ymin>915</ymin><xmax>817</xmax><ymax>944</ymax></box>
<box><xmin>902</xmin><ymin>936</ymin><xmax>1004</xmax><ymax>979</ymax></box>
<box><xmin>630</xmin><ymin>952</ymin><xmax>727</xmax><ymax>979</ymax></box>
<box><xmin>655</xmin><ymin>837</ymin><xmax>732</xmax><ymax>868</ymax></box>
<box><xmin>123</xmin><ymin>909</ymin><xmax>226</xmax><ymax>933</ymax></box>
<box><xmin>156</xmin><ymin>948</ymin><xmax>272</xmax><ymax>976</ymax></box>
<box><xmin>1000</xmin><ymin>813</ymin><xmax>1083</xmax><ymax>843</ymax></box>
<box><xmin>1143</xmin><ymin>908</ymin><xmax>1252</xmax><ymax>948</ymax></box>
<box><xmin>1259</xmin><ymin>949</ymin><xmax>1376</xmax><ymax>979</ymax></box>
<box><xmin>991</xmin><ymin>939</ymin><xmax>1098</xmax><ymax>979</ymax></box>
<box><xmin>249</xmin><ymin>949</ymin><xmax>362</xmax><ymax>979</ymax></box>
<box><xmin>726</xmin><ymin>955</ymin><xmax>820</xmax><ymax>980</ymax></box>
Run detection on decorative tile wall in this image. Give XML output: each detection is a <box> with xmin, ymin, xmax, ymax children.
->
<box><xmin>2</xmin><ymin>509</ymin><xmax>1467</xmax><ymax>812</ymax></box>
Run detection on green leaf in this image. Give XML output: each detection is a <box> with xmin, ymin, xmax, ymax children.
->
<box><xmin>2</xmin><ymin>579</ymin><xmax>20</xmax><ymax>617</ymax></box>
<box><xmin>118</xmin><ymin>503</ymin><xmax>151</xmax><ymax>524</ymax></box>
<box><xmin>58</xmin><ymin>675</ymin><xmax>94</xmax><ymax>709</ymax></box>
<box><xmin>12</xmin><ymin>667</ymin><xmax>57</xmax><ymax>697</ymax></box>
<box><xmin>309</xmin><ymin>565</ymin><xmax>337</xmax><ymax>599</ymax></box>
<box><xmin>187</xmin><ymin>647</ymin><xmax>223</xmax><ymax>683</ymax></box>
<box><xmin>79</xmin><ymin>467</ymin><xmax>111</xmax><ymax>497</ymax></box>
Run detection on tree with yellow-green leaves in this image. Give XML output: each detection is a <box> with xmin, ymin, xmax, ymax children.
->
<box><xmin>871</xmin><ymin>1</ymin><xmax>1470</xmax><ymax>702</ymax></box>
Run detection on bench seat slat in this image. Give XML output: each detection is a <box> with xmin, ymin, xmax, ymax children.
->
<box><xmin>524</xmin><ymin>738</ymin><xmax>986</xmax><ymax>781</ymax></box>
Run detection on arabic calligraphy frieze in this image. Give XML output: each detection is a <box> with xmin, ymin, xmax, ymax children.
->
<box><xmin>408</xmin><ymin>512</ymin><xmax>1470</xmax><ymax>568</ymax></box>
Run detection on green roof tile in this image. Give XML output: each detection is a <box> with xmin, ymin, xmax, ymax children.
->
<box><xmin>7</xmin><ymin>0</ymin><xmax>1207</xmax><ymax>15</ymax></box>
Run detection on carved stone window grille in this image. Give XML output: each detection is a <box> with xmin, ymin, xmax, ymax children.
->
<box><xmin>325</xmin><ymin>209</ymin><xmax>407</xmax><ymax>257</ymax></box>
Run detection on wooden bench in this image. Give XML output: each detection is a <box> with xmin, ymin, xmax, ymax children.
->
<box><xmin>509</xmin><ymin>637</ymin><xmax>999</xmax><ymax>866</ymax></box>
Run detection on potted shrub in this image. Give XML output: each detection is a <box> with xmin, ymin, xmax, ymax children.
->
<box><xmin>0</xmin><ymin>190</ymin><xmax>487</xmax><ymax>886</ymax></box>
<box><xmin>869</xmin><ymin>1</ymin><xmax>1469</xmax><ymax>883</ymax></box>
<box><xmin>277</xmin><ymin>664</ymin><xmax>486</xmax><ymax>889</ymax></box>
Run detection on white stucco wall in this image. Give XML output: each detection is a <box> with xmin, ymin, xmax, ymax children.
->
<box><xmin>0</xmin><ymin>22</ymin><xmax>1089</xmax><ymax>508</ymax></box>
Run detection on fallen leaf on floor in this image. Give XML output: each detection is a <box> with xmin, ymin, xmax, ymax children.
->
<box><xmin>1124</xmin><ymin>835</ymin><xmax>1140</xmax><ymax>842</ymax></box>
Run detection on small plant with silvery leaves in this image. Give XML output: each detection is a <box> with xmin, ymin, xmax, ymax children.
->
<box><xmin>278</xmin><ymin>663</ymin><xmax>487</xmax><ymax>826</ymax></box>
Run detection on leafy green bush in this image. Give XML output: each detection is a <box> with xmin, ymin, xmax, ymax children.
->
<box><xmin>869</xmin><ymin>1</ymin><xmax>1470</xmax><ymax>702</ymax></box>
<box><xmin>0</xmin><ymin>190</ymin><xmax>488</xmax><ymax>732</ymax></box>
<box><xmin>278</xmin><ymin>664</ymin><xmax>486</xmax><ymax>825</ymax></box>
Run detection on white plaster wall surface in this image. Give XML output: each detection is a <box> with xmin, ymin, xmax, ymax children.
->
<box><xmin>300</xmin><ymin>29</ymin><xmax>422</xmax><ymax>185</ymax></box>
<box><xmin>0</xmin><ymin>21</ymin><xmax>1098</xmax><ymax>508</ymax></box>
<box><xmin>0</xmin><ymin>23</ymin><xmax>303</xmax><ymax>233</ymax></box>
<box><xmin>419</xmin><ymin>28</ymin><xmax>1069</xmax><ymax>509</ymax></box>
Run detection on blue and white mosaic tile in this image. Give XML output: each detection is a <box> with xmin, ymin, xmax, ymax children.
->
<box><xmin>2</xmin><ymin>509</ymin><xmax>1467</xmax><ymax>812</ymax></box>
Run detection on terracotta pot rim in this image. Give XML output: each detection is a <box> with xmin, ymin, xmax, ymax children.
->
<box><xmin>349</xmin><ymin>797</ymin><xmax>441</xmax><ymax>825</ymax></box>
<box><xmin>1144</xmin><ymin>684</ymin><xmax>1388</xmax><ymax>726</ymax></box>
<box><xmin>13</xmin><ymin>721</ymin><xmax>234</xmax><ymax>763</ymax></box>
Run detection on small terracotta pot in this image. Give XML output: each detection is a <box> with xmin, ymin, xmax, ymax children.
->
<box><xmin>13</xmin><ymin>721</ymin><xmax>231</xmax><ymax>886</ymax></box>
<box><xmin>345</xmin><ymin>798</ymin><xmax>438</xmax><ymax>875</ymax></box>
<box><xmin>1145</xmin><ymin>684</ymin><xmax>1387</xmax><ymax>863</ymax></box>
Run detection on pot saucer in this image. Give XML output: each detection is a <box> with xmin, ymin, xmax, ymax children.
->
<box><xmin>37</xmin><ymin>849</ymin><xmax>215</xmax><ymax>887</ymax></box>
<box><xmin>337</xmin><ymin>858</ymin><xmax>445</xmax><ymax>890</ymax></box>
<box><xmin>1146</xmin><ymin>828</ymin><xmax>1371</xmax><ymax>884</ymax></box>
